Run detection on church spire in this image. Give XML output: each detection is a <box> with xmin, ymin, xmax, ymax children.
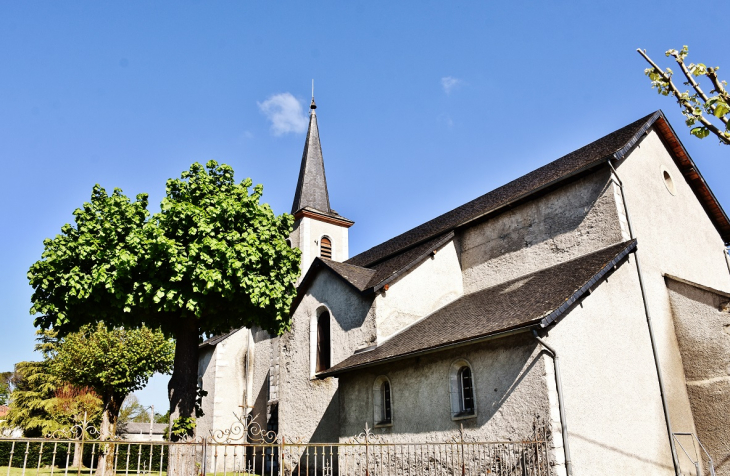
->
<box><xmin>291</xmin><ymin>93</ymin><xmax>331</xmax><ymax>214</ymax></box>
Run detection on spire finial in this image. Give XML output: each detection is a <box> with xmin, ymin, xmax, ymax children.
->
<box><xmin>310</xmin><ymin>79</ymin><xmax>317</xmax><ymax>110</ymax></box>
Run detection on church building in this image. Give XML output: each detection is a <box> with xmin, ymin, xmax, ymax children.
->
<box><xmin>197</xmin><ymin>99</ymin><xmax>730</xmax><ymax>476</ymax></box>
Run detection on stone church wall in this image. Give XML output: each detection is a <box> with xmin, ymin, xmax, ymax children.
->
<box><xmin>278</xmin><ymin>270</ymin><xmax>376</xmax><ymax>442</ymax></box>
<box><xmin>337</xmin><ymin>334</ymin><xmax>550</xmax><ymax>443</ymax></box>
<box><xmin>459</xmin><ymin>168</ymin><xmax>625</xmax><ymax>293</ymax></box>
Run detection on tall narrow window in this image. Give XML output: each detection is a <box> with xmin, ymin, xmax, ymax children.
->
<box><xmin>373</xmin><ymin>376</ymin><xmax>393</xmax><ymax>426</ymax></box>
<box><xmin>450</xmin><ymin>360</ymin><xmax>476</xmax><ymax>419</ymax></box>
<box><xmin>458</xmin><ymin>366</ymin><xmax>475</xmax><ymax>416</ymax></box>
<box><xmin>316</xmin><ymin>311</ymin><xmax>331</xmax><ymax>372</ymax></box>
<box><xmin>381</xmin><ymin>381</ymin><xmax>392</xmax><ymax>424</ymax></box>
<box><xmin>320</xmin><ymin>236</ymin><xmax>332</xmax><ymax>259</ymax></box>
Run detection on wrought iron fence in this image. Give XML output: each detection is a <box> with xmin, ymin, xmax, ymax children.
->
<box><xmin>1</xmin><ymin>413</ymin><xmax>551</xmax><ymax>476</ymax></box>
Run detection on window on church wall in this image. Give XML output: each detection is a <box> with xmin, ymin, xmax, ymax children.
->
<box><xmin>316</xmin><ymin>311</ymin><xmax>331</xmax><ymax>372</ymax></box>
<box><xmin>450</xmin><ymin>360</ymin><xmax>476</xmax><ymax>419</ymax></box>
<box><xmin>320</xmin><ymin>236</ymin><xmax>332</xmax><ymax>259</ymax></box>
<box><xmin>373</xmin><ymin>376</ymin><xmax>393</xmax><ymax>426</ymax></box>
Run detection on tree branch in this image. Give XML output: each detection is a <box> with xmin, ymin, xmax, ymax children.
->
<box><xmin>637</xmin><ymin>48</ymin><xmax>730</xmax><ymax>145</ymax></box>
<box><xmin>668</xmin><ymin>50</ymin><xmax>728</xmax><ymax>127</ymax></box>
<box><xmin>707</xmin><ymin>68</ymin><xmax>729</xmax><ymax>103</ymax></box>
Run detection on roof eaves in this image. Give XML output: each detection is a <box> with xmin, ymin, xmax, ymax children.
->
<box><xmin>291</xmin><ymin>259</ymin><xmax>375</xmax><ymax>312</ymax></box>
<box><xmin>317</xmin><ymin>324</ymin><xmax>536</xmax><ymax>378</ymax></box>
<box><xmin>539</xmin><ymin>239</ymin><xmax>637</xmax><ymax>327</ymax></box>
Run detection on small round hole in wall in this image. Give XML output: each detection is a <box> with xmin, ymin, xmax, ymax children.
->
<box><xmin>661</xmin><ymin>166</ymin><xmax>676</xmax><ymax>195</ymax></box>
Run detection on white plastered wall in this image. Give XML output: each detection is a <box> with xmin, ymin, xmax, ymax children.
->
<box><xmin>540</xmin><ymin>260</ymin><xmax>675</xmax><ymax>475</ymax></box>
<box><xmin>290</xmin><ymin>216</ymin><xmax>350</xmax><ymax>280</ymax></box>
<box><xmin>614</xmin><ymin>128</ymin><xmax>730</xmax><ymax>455</ymax></box>
<box><xmin>373</xmin><ymin>240</ymin><xmax>464</xmax><ymax>342</ymax></box>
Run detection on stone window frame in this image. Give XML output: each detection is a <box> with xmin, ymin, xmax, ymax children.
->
<box><xmin>310</xmin><ymin>305</ymin><xmax>333</xmax><ymax>379</ymax></box>
<box><xmin>449</xmin><ymin>359</ymin><xmax>477</xmax><ymax>421</ymax></box>
<box><xmin>373</xmin><ymin>375</ymin><xmax>393</xmax><ymax>428</ymax></box>
<box><xmin>319</xmin><ymin>234</ymin><xmax>334</xmax><ymax>260</ymax></box>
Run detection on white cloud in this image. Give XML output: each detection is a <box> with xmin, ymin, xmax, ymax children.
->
<box><xmin>257</xmin><ymin>93</ymin><xmax>308</xmax><ymax>136</ymax></box>
<box><xmin>441</xmin><ymin>76</ymin><xmax>462</xmax><ymax>95</ymax></box>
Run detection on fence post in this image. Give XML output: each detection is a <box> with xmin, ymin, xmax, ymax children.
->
<box><xmin>201</xmin><ymin>437</ymin><xmax>207</xmax><ymax>476</ymax></box>
<box><xmin>280</xmin><ymin>436</ymin><xmax>285</xmax><ymax>476</ymax></box>
<box><xmin>459</xmin><ymin>423</ymin><xmax>465</xmax><ymax>476</ymax></box>
<box><xmin>364</xmin><ymin>423</ymin><xmax>370</xmax><ymax>476</ymax></box>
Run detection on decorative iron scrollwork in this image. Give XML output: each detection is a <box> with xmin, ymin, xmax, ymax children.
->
<box><xmin>209</xmin><ymin>411</ymin><xmax>278</xmax><ymax>444</ymax></box>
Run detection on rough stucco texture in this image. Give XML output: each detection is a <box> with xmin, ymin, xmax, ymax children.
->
<box><xmin>459</xmin><ymin>168</ymin><xmax>625</xmax><ymax>293</ymax></box>
<box><xmin>337</xmin><ymin>335</ymin><xmax>550</xmax><ymax>444</ymax></box>
<box><xmin>666</xmin><ymin>278</ymin><xmax>730</xmax><ymax>476</ymax></box>
<box><xmin>279</xmin><ymin>270</ymin><xmax>376</xmax><ymax>442</ymax></box>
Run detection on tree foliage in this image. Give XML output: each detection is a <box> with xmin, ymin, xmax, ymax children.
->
<box><xmin>638</xmin><ymin>45</ymin><xmax>730</xmax><ymax>145</ymax></box>
<box><xmin>52</xmin><ymin>323</ymin><xmax>174</xmax><ymax>438</ymax></box>
<box><xmin>28</xmin><ymin>161</ymin><xmax>301</xmax><ymax>436</ymax></box>
<box><xmin>0</xmin><ymin>331</ymin><xmax>102</xmax><ymax>438</ymax></box>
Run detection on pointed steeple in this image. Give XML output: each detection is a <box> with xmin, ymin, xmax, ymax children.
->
<box><xmin>291</xmin><ymin>95</ymin><xmax>332</xmax><ymax>214</ymax></box>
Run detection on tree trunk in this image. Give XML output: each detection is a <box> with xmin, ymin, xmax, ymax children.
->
<box><xmin>167</xmin><ymin>317</ymin><xmax>200</xmax><ymax>476</ymax></box>
<box><xmin>71</xmin><ymin>443</ymin><xmax>82</xmax><ymax>469</ymax></box>
<box><xmin>168</xmin><ymin>317</ymin><xmax>200</xmax><ymax>439</ymax></box>
<box><xmin>95</xmin><ymin>394</ymin><xmax>123</xmax><ymax>476</ymax></box>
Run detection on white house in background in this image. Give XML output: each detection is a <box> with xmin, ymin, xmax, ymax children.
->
<box><xmin>198</xmin><ymin>101</ymin><xmax>730</xmax><ymax>476</ymax></box>
<box><xmin>120</xmin><ymin>422</ymin><xmax>167</xmax><ymax>442</ymax></box>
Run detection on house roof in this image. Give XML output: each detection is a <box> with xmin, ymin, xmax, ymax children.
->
<box><xmin>319</xmin><ymin>240</ymin><xmax>637</xmax><ymax>377</ymax></box>
<box><xmin>345</xmin><ymin>110</ymin><xmax>730</xmax><ymax>271</ymax></box>
<box><xmin>121</xmin><ymin>422</ymin><xmax>167</xmax><ymax>435</ymax></box>
<box><xmin>199</xmin><ymin>328</ymin><xmax>243</xmax><ymax>348</ymax></box>
<box><xmin>291</xmin><ymin>98</ymin><xmax>332</xmax><ymax>215</ymax></box>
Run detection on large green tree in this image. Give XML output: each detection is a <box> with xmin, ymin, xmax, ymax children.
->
<box><xmin>53</xmin><ymin>323</ymin><xmax>174</xmax><ymax>476</ymax></box>
<box><xmin>29</xmin><ymin>161</ymin><xmax>301</xmax><ymax>439</ymax></box>
<box><xmin>638</xmin><ymin>45</ymin><xmax>730</xmax><ymax>145</ymax></box>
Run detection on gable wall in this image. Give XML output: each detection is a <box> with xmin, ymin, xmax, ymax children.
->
<box><xmin>278</xmin><ymin>270</ymin><xmax>376</xmax><ymax>441</ymax></box>
<box><xmin>615</xmin><ymin>128</ymin><xmax>730</xmax><ymax>458</ymax></box>
<box><xmin>459</xmin><ymin>167</ymin><xmax>626</xmax><ymax>294</ymax></box>
<box><xmin>373</xmin><ymin>240</ymin><xmax>464</xmax><ymax>343</ymax></box>
<box><xmin>196</xmin><ymin>329</ymin><xmax>249</xmax><ymax>441</ymax></box>
<box><xmin>540</xmin><ymin>259</ymin><xmax>676</xmax><ymax>475</ymax></box>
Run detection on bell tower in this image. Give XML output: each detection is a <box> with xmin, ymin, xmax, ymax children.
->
<box><xmin>290</xmin><ymin>95</ymin><xmax>354</xmax><ymax>279</ymax></box>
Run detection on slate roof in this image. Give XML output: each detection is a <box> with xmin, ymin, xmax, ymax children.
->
<box><xmin>319</xmin><ymin>240</ymin><xmax>637</xmax><ymax>377</ymax></box>
<box><xmin>291</xmin><ymin>101</ymin><xmax>332</xmax><ymax>215</ymax></box>
<box><xmin>346</xmin><ymin>110</ymin><xmax>730</xmax><ymax>269</ymax></box>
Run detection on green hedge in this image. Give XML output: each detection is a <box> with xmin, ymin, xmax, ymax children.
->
<box><xmin>0</xmin><ymin>441</ymin><xmax>168</xmax><ymax>472</ymax></box>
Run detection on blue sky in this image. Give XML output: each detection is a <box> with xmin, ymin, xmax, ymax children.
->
<box><xmin>1</xmin><ymin>1</ymin><xmax>727</xmax><ymax>411</ymax></box>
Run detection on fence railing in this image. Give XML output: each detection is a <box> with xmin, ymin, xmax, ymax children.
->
<box><xmin>0</xmin><ymin>438</ymin><xmax>550</xmax><ymax>476</ymax></box>
<box><xmin>0</xmin><ymin>414</ymin><xmax>551</xmax><ymax>476</ymax></box>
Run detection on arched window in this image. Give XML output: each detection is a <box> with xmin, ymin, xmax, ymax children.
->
<box><xmin>373</xmin><ymin>376</ymin><xmax>393</xmax><ymax>426</ymax></box>
<box><xmin>450</xmin><ymin>360</ymin><xmax>476</xmax><ymax>419</ymax></box>
<box><xmin>316</xmin><ymin>311</ymin><xmax>331</xmax><ymax>372</ymax></box>
<box><xmin>320</xmin><ymin>236</ymin><xmax>332</xmax><ymax>259</ymax></box>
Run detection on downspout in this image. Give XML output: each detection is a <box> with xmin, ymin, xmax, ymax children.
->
<box><xmin>532</xmin><ymin>329</ymin><xmax>573</xmax><ymax>476</ymax></box>
<box><xmin>724</xmin><ymin>247</ymin><xmax>730</xmax><ymax>278</ymax></box>
<box><xmin>608</xmin><ymin>159</ymin><xmax>681</xmax><ymax>476</ymax></box>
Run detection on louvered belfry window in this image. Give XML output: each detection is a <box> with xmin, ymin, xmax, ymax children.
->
<box><xmin>316</xmin><ymin>311</ymin><xmax>331</xmax><ymax>372</ymax></box>
<box><xmin>320</xmin><ymin>237</ymin><xmax>332</xmax><ymax>259</ymax></box>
